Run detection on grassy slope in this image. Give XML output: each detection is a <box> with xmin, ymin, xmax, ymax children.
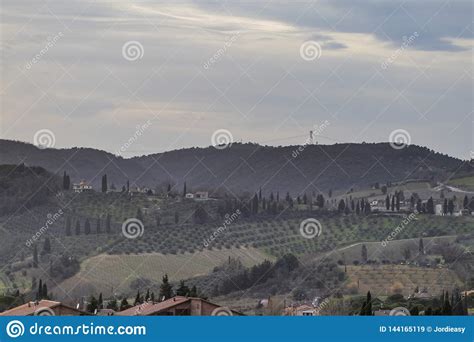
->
<box><xmin>54</xmin><ymin>247</ymin><xmax>272</xmax><ymax>299</ymax></box>
<box><xmin>449</xmin><ymin>175</ymin><xmax>474</xmax><ymax>191</ymax></box>
<box><xmin>344</xmin><ymin>264</ymin><xmax>462</xmax><ymax>297</ymax></box>
<box><xmin>320</xmin><ymin>235</ymin><xmax>457</xmax><ymax>264</ymax></box>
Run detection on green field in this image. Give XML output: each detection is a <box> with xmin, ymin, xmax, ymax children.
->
<box><xmin>54</xmin><ymin>247</ymin><xmax>271</xmax><ymax>299</ymax></box>
<box><xmin>449</xmin><ymin>176</ymin><xmax>474</xmax><ymax>191</ymax></box>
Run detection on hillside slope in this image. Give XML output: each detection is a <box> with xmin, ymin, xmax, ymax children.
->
<box><xmin>0</xmin><ymin>139</ymin><xmax>468</xmax><ymax>194</ymax></box>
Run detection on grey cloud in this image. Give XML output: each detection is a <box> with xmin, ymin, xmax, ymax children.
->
<box><xmin>194</xmin><ymin>0</ymin><xmax>472</xmax><ymax>51</ymax></box>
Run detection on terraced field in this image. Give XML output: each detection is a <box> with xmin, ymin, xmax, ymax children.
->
<box><xmin>112</xmin><ymin>214</ymin><xmax>474</xmax><ymax>257</ymax></box>
<box><xmin>322</xmin><ymin>235</ymin><xmax>458</xmax><ymax>264</ymax></box>
<box><xmin>344</xmin><ymin>265</ymin><xmax>462</xmax><ymax>297</ymax></box>
<box><xmin>55</xmin><ymin>247</ymin><xmax>271</xmax><ymax>299</ymax></box>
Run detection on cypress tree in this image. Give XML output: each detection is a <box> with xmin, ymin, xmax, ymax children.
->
<box><xmin>42</xmin><ymin>237</ymin><xmax>51</xmax><ymax>254</ymax></box>
<box><xmin>360</xmin><ymin>291</ymin><xmax>372</xmax><ymax>315</ymax></box>
<box><xmin>134</xmin><ymin>291</ymin><xmax>141</xmax><ymax>305</ymax></box>
<box><xmin>38</xmin><ymin>279</ymin><xmax>43</xmax><ymax>299</ymax></box>
<box><xmin>427</xmin><ymin>197</ymin><xmax>435</xmax><ymax>214</ymax></box>
<box><xmin>159</xmin><ymin>274</ymin><xmax>173</xmax><ymax>301</ymax></box>
<box><xmin>63</xmin><ymin>171</ymin><xmax>68</xmax><ymax>190</ymax></box>
<box><xmin>98</xmin><ymin>293</ymin><xmax>103</xmax><ymax>309</ymax></box>
<box><xmin>252</xmin><ymin>194</ymin><xmax>259</xmax><ymax>215</ymax></box>
<box><xmin>96</xmin><ymin>218</ymin><xmax>101</xmax><ymax>234</ymax></box>
<box><xmin>65</xmin><ymin>216</ymin><xmax>72</xmax><ymax>236</ymax></box>
<box><xmin>448</xmin><ymin>199</ymin><xmax>454</xmax><ymax>215</ymax></box>
<box><xmin>42</xmin><ymin>283</ymin><xmax>48</xmax><ymax>299</ymax></box>
<box><xmin>101</xmin><ymin>174</ymin><xmax>108</xmax><ymax>193</ymax></box>
<box><xmin>75</xmin><ymin>220</ymin><xmax>81</xmax><ymax>235</ymax></box>
<box><xmin>33</xmin><ymin>245</ymin><xmax>39</xmax><ymax>268</ymax></box>
<box><xmin>84</xmin><ymin>218</ymin><xmax>91</xmax><ymax>235</ymax></box>
<box><xmin>361</xmin><ymin>244</ymin><xmax>368</xmax><ymax>263</ymax></box>
<box><xmin>106</xmin><ymin>214</ymin><xmax>111</xmax><ymax>233</ymax></box>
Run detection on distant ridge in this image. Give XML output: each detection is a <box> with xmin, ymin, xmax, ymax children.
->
<box><xmin>0</xmin><ymin>139</ymin><xmax>469</xmax><ymax>194</ymax></box>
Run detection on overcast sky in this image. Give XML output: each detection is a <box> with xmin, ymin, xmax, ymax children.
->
<box><xmin>1</xmin><ymin>0</ymin><xmax>472</xmax><ymax>159</ymax></box>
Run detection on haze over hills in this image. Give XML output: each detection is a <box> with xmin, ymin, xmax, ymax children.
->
<box><xmin>0</xmin><ymin>139</ymin><xmax>469</xmax><ymax>194</ymax></box>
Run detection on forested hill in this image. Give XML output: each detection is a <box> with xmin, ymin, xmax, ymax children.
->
<box><xmin>0</xmin><ymin>139</ymin><xmax>469</xmax><ymax>195</ymax></box>
<box><xmin>0</xmin><ymin>164</ymin><xmax>60</xmax><ymax>216</ymax></box>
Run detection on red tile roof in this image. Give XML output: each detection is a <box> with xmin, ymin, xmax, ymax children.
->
<box><xmin>1</xmin><ymin>300</ymin><xmax>55</xmax><ymax>316</ymax></box>
<box><xmin>116</xmin><ymin>296</ymin><xmax>190</xmax><ymax>316</ymax></box>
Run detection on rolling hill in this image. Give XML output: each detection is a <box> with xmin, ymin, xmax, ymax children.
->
<box><xmin>0</xmin><ymin>139</ymin><xmax>469</xmax><ymax>195</ymax></box>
